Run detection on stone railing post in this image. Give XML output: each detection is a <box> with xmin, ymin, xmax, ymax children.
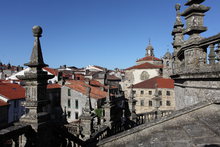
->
<box><xmin>208</xmin><ymin>44</ymin><xmax>216</xmax><ymax>65</ymax></box>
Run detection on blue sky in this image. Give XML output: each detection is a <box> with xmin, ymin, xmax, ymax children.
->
<box><xmin>0</xmin><ymin>0</ymin><xmax>219</xmax><ymax>69</ymax></box>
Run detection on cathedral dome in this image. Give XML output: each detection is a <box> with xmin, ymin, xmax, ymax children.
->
<box><xmin>146</xmin><ymin>44</ymin><xmax>154</xmax><ymax>51</ymax></box>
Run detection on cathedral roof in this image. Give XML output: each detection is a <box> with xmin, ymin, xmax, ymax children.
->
<box><xmin>136</xmin><ymin>56</ymin><xmax>162</xmax><ymax>62</ymax></box>
<box><xmin>132</xmin><ymin>76</ymin><xmax>174</xmax><ymax>89</ymax></box>
<box><xmin>126</xmin><ymin>62</ymin><xmax>163</xmax><ymax>70</ymax></box>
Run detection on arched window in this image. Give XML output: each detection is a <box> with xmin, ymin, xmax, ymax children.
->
<box><xmin>166</xmin><ymin>61</ymin><xmax>169</xmax><ymax>66</ymax></box>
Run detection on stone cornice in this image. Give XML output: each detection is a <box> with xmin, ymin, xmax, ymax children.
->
<box><xmin>185</xmin><ymin>0</ymin><xmax>205</xmax><ymax>6</ymax></box>
<box><xmin>199</xmin><ymin>33</ymin><xmax>220</xmax><ymax>47</ymax></box>
<box><xmin>181</xmin><ymin>4</ymin><xmax>210</xmax><ymax>16</ymax></box>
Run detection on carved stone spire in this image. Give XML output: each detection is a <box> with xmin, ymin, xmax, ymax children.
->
<box><xmin>80</xmin><ymin>86</ymin><xmax>95</xmax><ymax>140</ymax></box>
<box><xmin>16</xmin><ymin>26</ymin><xmax>54</xmax><ymax>147</ymax></box>
<box><xmin>103</xmin><ymin>85</ymin><xmax>113</xmax><ymax>128</ymax></box>
<box><xmin>25</xmin><ymin>26</ymin><xmax>48</xmax><ymax>68</ymax></box>
<box><xmin>17</xmin><ymin>26</ymin><xmax>54</xmax><ymax>132</ymax></box>
<box><xmin>181</xmin><ymin>0</ymin><xmax>210</xmax><ymax>41</ymax></box>
<box><xmin>83</xmin><ymin>87</ymin><xmax>93</xmax><ymax>114</ymax></box>
<box><xmin>172</xmin><ymin>4</ymin><xmax>184</xmax><ymax>51</ymax></box>
<box><xmin>128</xmin><ymin>84</ymin><xmax>137</xmax><ymax>121</ymax></box>
<box><xmin>106</xmin><ymin>85</ymin><xmax>111</xmax><ymax>103</ymax></box>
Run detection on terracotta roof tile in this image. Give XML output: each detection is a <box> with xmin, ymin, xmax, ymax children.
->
<box><xmin>90</xmin><ymin>80</ymin><xmax>105</xmax><ymax>87</ymax></box>
<box><xmin>0</xmin><ymin>100</ymin><xmax>8</xmax><ymax>106</ymax></box>
<box><xmin>107</xmin><ymin>75</ymin><xmax>121</xmax><ymax>81</ymax></box>
<box><xmin>47</xmin><ymin>84</ymin><xmax>61</xmax><ymax>89</ymax></box>
<box><xmin>133</xmin><ymin>77</ymin><xmax>174</xmax><ymax>89</ymax></box>
<box><xmin>136</xmin><ymin>56</ymin><xmax>162</xmax><ymax>62</ymax></box>
<box><xmin>0</xmin><ymin>83</ymin><xmax>25</xmax><ymax>100</ymax></box>
<box><xmin>66</xmin><ymin>80</ymin><xmax>107</xmax><ymax>99</ymax></box>
<box><xmin>125</xmin><ymin>62</ymin><xmax>163</xmax><ymax>70</ymax></box>
<box><xmin>43</xmin><ymin>67</ymin><xmax>58</xmax><ymax>76</ymax></box>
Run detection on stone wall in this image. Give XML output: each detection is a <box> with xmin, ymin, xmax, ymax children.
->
<box><xmin>174</xmin><ymin>77</ymin><xmax>220</xmax><ymax>110</ymax></box>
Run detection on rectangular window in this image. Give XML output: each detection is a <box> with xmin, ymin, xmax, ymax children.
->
<box><xmin>75</xmin><ymin>112</ymin><xmax>79</xmax><ymax>119</ymax></box>
<box><xmin>68</xmin><ymin>89</ymin><xmax>71</xmax><ymax>96</ymax></box>
<box><xmin>140</xmin><ymin>100</ymin><xmax>144</xmax><ymax>106</ymax></box>
<box><xmin>166</xmin><ymin>91</ymin><xmax>171</xmax><ymax>96</ymax></box>
<box><xmin>149</xmin><ymin>101</ymin><xmax>152</xmax><ymax>107</ymax></box>
<box><xmin>149</xmin><ymin>91</ymin><xmax>152</xmax><ymax>95</ymax></box>
<box><xmin>75</xmin><ymin>100</ymin><xmax>78</xmax><ymax>109</ymax></box>
<box><xmin>140</xmin><ymin>91</ymin><xmax>144</xmax><ymax>95</ymax></box>
<box><xmin>160</xmin><ymin>101</ymin><xmax>162</xmax><ymax>106</ymax></box>
<box><xmin>14</xmin><ymin>101</ymin><xmax>18</xmax><ymax>108</ymax></box>
<box><xmin>133</xmin><ymin>90</ymin><xmax>136</xmax><ymax>94</ymax></box>
<box><xmin>68</xmin><ymin>99</ymin><xmax>71</xmax><ymax>108</ymax></box>
<box><xmin>67</xmin><ymin>111</ymin><xmax>71</xmax><ymax>118</ymax></box>
<box><xmin>158</xmin><ymin>90</ymin><xmax>162</xmax><ymax>96</ymax></box>
<box><xmin>166</xmin><ymin>101</ymin><xmax>171</xmax><ymax>106</ymax></box>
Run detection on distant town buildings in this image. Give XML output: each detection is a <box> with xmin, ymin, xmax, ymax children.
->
<box><xmin>0</xmin><ymin>62</ymin><xmax>23</xmax><ymax>80</ymax></box>
<box><xmin>120</xmin><ymin>41</ymin><xmax>175</xmax><ymax>113</ymax></box>
<box><xmin>1</xmin><ymin>1</ymin><xmax>220</xmax><ymax>146</ymax></box>
<box><xmin>61</xmin><ymin>80</ymin><xmax>107</xmax><ymax>122</ymax></box>
<box><xmin>132</xmin><ymin>76</ymin><xmax>175</xmax><ymax>113</ymax></box>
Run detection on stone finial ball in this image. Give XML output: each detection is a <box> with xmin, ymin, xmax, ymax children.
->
<box><xmin>175</xmin><ymin>3</ymin><xmax>181</xmax><ymax>11</ymax></box>
<box><xmin>32</xmin><ymin>26</ymin><xmax>43</xmax><ymax>36</ymax></box>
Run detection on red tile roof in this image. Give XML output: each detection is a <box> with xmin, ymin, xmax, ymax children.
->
<box><xmin>0</xmin><ymin>83</ymin><xmax>25</xmax><ymax>100</ymax></box>
<box><xmin>90</xmin><ymin>80</ymin><xmax>105</xmax><ymax>87</ymax></box>
<box><xmin>47</xmin><ymin>84</ymin><xmax>61</xmax><ymax>89</ymax></box>
<box><xmin>66</xmin><ymin>80</ymin><xmax>107</xmax><ymax>99</ymax></box>
<box><xmin>136</xmin><ymin>56</ymin><xmax>162</xmax><ymax>62</ymax></box>
<box><xmin>126</xmin><ymin>62</ymin><xmax>163</xmax><ymax>70</ymax></box>
<box><xmin>132</xmin><ymin>77</ymin><xmax>174</xmax><ymax>89</ymax></box>
<box><xmin>43</xmin><ymin>67</ymin><xmax>58</xmax><ymax>76</ymax></box>
<box><xmin>107</xmin><ymin>75</ymin><xmax>121</xmax><ymax>81</ymax></box>
<box><xmin>0</xmin><ymin>100</ymin><xmax>8</xmax><ymax>106</ymax></box>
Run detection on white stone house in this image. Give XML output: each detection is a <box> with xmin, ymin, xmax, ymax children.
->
<box><xmin>131</xmin><ymin>76</ymin><xmax>175</xmax><ymax>113</ymax></box>
<box><xmin>0</xmin><ymin>82</ymin><xmax>25</xmax><ymax>123</ymax></box>
<box><xmin>61</xmin><ymin>80</ymin><xmax>107</xmax><ymax>123</ymax></box>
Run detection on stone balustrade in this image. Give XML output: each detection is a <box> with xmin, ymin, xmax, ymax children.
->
<box><xmin>173</xmin><ymin>33</ymin><xmax>220</xmax><ymax>75</ymax></box>
<box><xmin>0</xmin><ymin>124</ymin><xmax>32</xmax><ymax>147</ymax></box>
<box><xmin>136</xmin><ymin>110</ymin><xmax>173</xmax><ymax>125</ymax></box>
